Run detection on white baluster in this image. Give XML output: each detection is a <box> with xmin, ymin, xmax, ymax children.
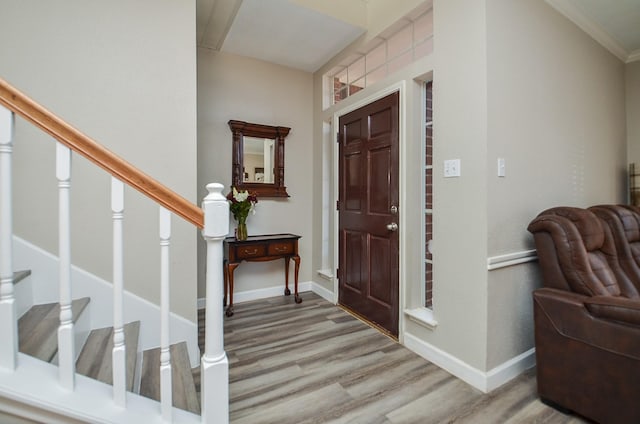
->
<box><xmin>111</xmin><ymin>178</ymin><xmax>126</xmax><ymax>406</ymax></box>
<box><xmin>0</xmin><ymin>106</ymin><xmax>17</xmax><ymax>370</ymax></box>
<box><xmin>201</xmin><ymin>183</ymin><xmax>229</xmax><ymax>424</ymax></box>
<box><xmin>57</xmin><ymin>142</ymin><xmax>75</xmax><ymax>390</ymax></box>
<box><xmin>159</xmin><ymin>207</ymin><xmax>172</xmax><ymax>421</ymax></box>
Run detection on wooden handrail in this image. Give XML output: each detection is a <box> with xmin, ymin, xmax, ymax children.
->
<box><xmin>0</xmin><ymin>78</ymin><xmax>203</xmax><ymax>228</ymax></box>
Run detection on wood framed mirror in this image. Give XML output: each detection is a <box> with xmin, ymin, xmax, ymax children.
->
<box><xmin>229</xmin><ymin>120</ymin><xmax>291</xmax><ymax>197</ymax></box>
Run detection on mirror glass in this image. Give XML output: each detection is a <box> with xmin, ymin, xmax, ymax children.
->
<box><xmin>242</xmin><ymin>137</ymin><xmax>275</xmax><ymax>184</ymax></box>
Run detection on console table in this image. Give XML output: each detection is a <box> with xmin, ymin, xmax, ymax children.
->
<box><xmin>223</xmin><ymin>233</ymin><xmax>301</xmax><ymax>317</ymax></box>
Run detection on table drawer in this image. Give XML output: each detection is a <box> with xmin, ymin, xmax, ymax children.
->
<box><xmin>235</xmin><ymin>244</ymin><xmax>267</xmax><ymax>259</ymax></box>
<box><xmin>268</xmin><ymin>241</ymin><xmax>295</xmax><ymax>255</ymax></box>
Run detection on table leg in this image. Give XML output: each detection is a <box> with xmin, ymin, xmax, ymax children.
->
<box><xmin>284</xmin><ymin>257</ymin><xmax>291</xmax><ymax>296</ymax></box>
<box><xmin>293</xmin><ymin>254</ymin><xmax>302</xmax><ymax>304</ymax></box>
<box><xmin>226</xmin><ymin>262</ymin><xmax>239</xmax><ymax>317</ymax></box>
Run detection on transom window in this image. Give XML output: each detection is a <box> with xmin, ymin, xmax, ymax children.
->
<box><xmin>324</xmin><ymin>8</ymin><xmax>433</xmax><ymax>107</ymax></box>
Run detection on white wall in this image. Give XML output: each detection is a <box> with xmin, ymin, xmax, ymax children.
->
<box><xmin>197</xmin><ymin>49</ymin><xmax>314</xmax><ymax>297</ymax></box>
<box><xmin>627</xmin><ymin>61</ymin><xmax>640</xmax><ymax>168</ymax></box>
<box><xmin>485</xmin><ymin>0</ymin><xmax>626</xmax><ymax>368</ymax></box>
<box><xmin>0</xmin><ymin>0</ymin><xmax>198</xmax><ymax>321</ymax></box>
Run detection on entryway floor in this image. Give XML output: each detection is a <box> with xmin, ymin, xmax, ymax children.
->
<box><xmin>200</xmin><ymin>292</ymin><xmax>587</xmax><ymax>424</ymax></box>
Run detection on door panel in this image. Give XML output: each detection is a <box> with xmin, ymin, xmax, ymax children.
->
<box><xmin>370</xmin><ymin>235</ymin><xmax>392</xmax><ymax>305</ymax></box>
<box><xmin>345</xmin><ymin>153</ymin><xmax>363</xmax><ymax>211</ymax></box>
<box><xmin>369</xmin><ymin>146</ymin><xmax>391</xmax><ymax>215</ymax></box>
<box><xmin>344</xmin><ymin>230</ymin><xmax>364</xmax><ymax>292</ymax></box>
<box><xmin>338</xmin><ymin>91</ymin><xmax>399</xmax><ymax>336</ymax></box>
<box><xmin>370</xmin><ymin>108</ymin><xmax>392</xmax><ymax>138</ymax></box>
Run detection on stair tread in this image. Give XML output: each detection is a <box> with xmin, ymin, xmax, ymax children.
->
<box><xmin>140</xmin><ymin>342</ymin><xmax>200</xmax><ymax>415</ymax></box>
<box><xmin>12</xmin><ymin>270</ymin><xmax>31</xmax><ymax>285</ymax></box>
<box><xmin>18</xmin><ymin>297</ymin><xmax>90</xmax><ymax>362</ymax></box>
<box><xmin>76</xmin><ymin>321</ymin><xmax>140</xmax><ymax>391</ymax></box>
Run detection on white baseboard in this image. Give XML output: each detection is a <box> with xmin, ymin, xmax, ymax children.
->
<box><xmin>403</xmin><ymin>332</ymin><xmax>536</xmax><ymax>393</ymax></box>
<box><xmin>310</xmin><ymin>281</ymin><xmax>335</xmax><ymax>303</ymax></box>
<box><xmin>485</xmin><ymin>347</ymin><xmax>536</xmax><ymax>391</ymax></box>
<box><xmin>197</xmin><ymin>280</ymin><xmax>336</xmax><ymax>310</ymax></box>
<box><xmin>12</xmin><ymin>235</ymin><xmax>200</xmax><ymax>367</ymax></box>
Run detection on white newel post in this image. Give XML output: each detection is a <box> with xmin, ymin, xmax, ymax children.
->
<box><xmin>111</xmin><ymin>178</ymin><xmax>127</xmax><ymax>406</ymax></box>
<box><xmin>201</xmin><ymin>183</ymin><xmax>229</xmax><ymax>424</ymax></box>
<box><xmin>57</xmin><ymin>142</ymin><xmax>75</xmax><ymax>389</ymax></box>
<box><xmin>159</xmin><ymin>207</ymin><xmax>173</xmax><ymax>422</ymax></box>
<box><xmin>0</xmin><ymin>106</ymin><xmax>17</xmax><ymax>370</ymax></box>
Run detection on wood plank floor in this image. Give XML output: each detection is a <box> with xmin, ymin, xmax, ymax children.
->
<box><xmin>198</xmin><ymin>292</ymin><xmax>589</xmax><ymax>424</ymax></box>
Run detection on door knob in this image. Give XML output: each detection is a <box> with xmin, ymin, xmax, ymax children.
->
<box><xmin>386</xmin><ymin>222</ymin><xmax>398</xmax><ymax>231</ymax></box>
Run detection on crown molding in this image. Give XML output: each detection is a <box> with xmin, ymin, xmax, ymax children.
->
<box><xmin>545</xmin><ymin>0</ymin><xmax>630</xmax><ymax>63</ymax></box>
<box><xmin>627</xmin><ymin>49</ymin><xmax>640</xmax><ymax>64</ymax></box>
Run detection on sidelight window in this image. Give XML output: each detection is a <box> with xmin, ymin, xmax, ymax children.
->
<box><xmin>424</xmin><ymin>81</ymin><xmax>433</xmax><ymax>308</ymax></box>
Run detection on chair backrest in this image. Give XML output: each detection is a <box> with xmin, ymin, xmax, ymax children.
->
<box><xmin>589</xmin><ymin>205</ymin><xmax>640</xmax><ymax>298</ymax></box>
<box><xmin>527</xmin><ymin>206</ymin><xmax>638</xmax><ymax>297</ymax></box>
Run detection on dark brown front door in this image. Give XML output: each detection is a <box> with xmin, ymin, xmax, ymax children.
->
<box><xmin>338</xmin><ymin>91</ymin><xmax>399</xmax><ymax>337</ymax></box>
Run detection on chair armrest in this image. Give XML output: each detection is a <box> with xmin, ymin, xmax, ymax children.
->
<box><xmin>534</xmin><ymin>288</ymin><xmax>640</xmax><ymax>360</ymax></box>
<box><xmin>584</xmin><ymin>296</ymin><xmax>640</xmax><ymax>326</ymax></box>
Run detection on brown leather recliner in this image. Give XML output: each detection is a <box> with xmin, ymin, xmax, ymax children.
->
<box><xmin>590</xmin><ymin>204</ymin><xmax>640</xmax><ymax>290</ymax></box>
<box><xmin>528</xmin><ymin>206</ymin><xmax>640</xmax><ymax>424</ymax></box>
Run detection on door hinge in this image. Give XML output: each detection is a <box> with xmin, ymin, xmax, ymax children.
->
<box><xmin>337</xmin><ymin>132</ymin><xmax>342</xmax><ymax>144</ymax></box>
<box><xmin>336</xmin><ymin>200</ymin><xmax>340</xmax><ymax>210</ymax></box>
<box><xmin>336</xmin><ymin>268</ymin><xmax>339</xmax><ymax>279</ymax></box>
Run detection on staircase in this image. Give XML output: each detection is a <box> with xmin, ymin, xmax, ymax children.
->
<box><xmin>0</xmin><ymin>77</ymin><xmax>229</xmax><ymax>422</ymax></box>
<box><xmin>17</xmin><ymin>289</ymin><xmax>200</xmax><ymax>415</ymax></box>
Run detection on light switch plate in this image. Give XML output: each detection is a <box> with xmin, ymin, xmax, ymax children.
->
<box><xmin>497</xmin><ymin>158</ymin><xmax>505</xmax><ymax>177</ymax></box>
<box><xmin>444</xmin><ymin>159</ymin><xmax>461</xmax><ymax>177</ymax></box>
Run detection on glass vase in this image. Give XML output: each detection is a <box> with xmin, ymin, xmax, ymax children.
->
<box><xmin>236</xmin><ymin>220</ymin><xmax>248</xmax><ymax>241</ymax></box>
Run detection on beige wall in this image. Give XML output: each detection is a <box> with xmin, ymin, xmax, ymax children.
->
<box><xmin>313</xmin><ymin>0</ymin><xmax>628</xmax><ymax>377</ymax></box>
<box><xmin>0</xmin><ymin>0</ymin><xmax>198</xmax><ymax>321</ymax></box>
<box><xmin>197</xmin><ymin>49</ymin><xmax>314</xmax><ymax>297</ymax></box>
<box><xmin>314</xmin><ymin>0</ymin><xmax>491</xmax><ymax>371</ymax></box>
<box><xmin>419</xmin><ymin>0</ymin><xmax>490</xmax><ymax>371</ymax></box>
<box><xmin>485</xmin><ymin>0</ymin><xmax>626</xmax><ymax>368</ymax></box>
<box><xmin>627</xmin><ymin>61</ymin><xmax>640</xmax><ymax>169</ymax></box>
<box><xmin>366</xmin><ymin>0</ymin><xmax>426</xmax><ymax>42</ymax></box>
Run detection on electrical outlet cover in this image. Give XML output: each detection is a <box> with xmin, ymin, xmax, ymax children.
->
<box><xmin>444</xmin><ymin>159</ymin><xmax>461</xmax><ymax>177</ymax></box>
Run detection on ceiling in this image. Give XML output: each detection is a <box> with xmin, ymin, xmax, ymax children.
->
<box><xmin>197</xmin><ymin>0</ymin><xmax>640</xmax><ymax>71</ymax></box>
<box><xmin>196</xmin><ymin>0</ymin><xmax>366</xmax><ymax>72</ymax></box>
